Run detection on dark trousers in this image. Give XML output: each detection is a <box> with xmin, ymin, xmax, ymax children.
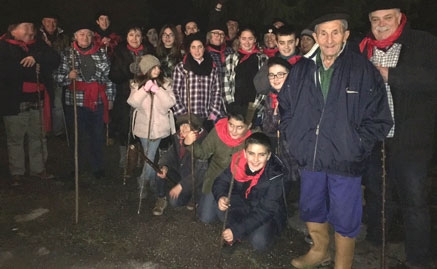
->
<box><xmin>65</xmin><ymin>105</ymin><xmax>105</xmax><ymax>173</ymax></box>
<box><xmin>363</xmin><ymin>140</ymin><xmax>433</xmax><ymax>266</ymax></box>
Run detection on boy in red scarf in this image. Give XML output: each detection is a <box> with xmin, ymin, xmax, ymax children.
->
<box><xmin>212</xmin><ymin>132</ymin><xmax>290</xmax><ymax>251</ymax></box>
<box><xmin>183</xmin><ymin>103</ymin><xmax>253</xmax><ymax>223</ymax></box>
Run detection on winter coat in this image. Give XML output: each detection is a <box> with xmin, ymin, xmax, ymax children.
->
<box><xmin>127</xmin><ymin>79</ymin><xmax>176</xmax><ymax>139</ymax></box>
<box><xmin>212</xmin><ymin>154</ymin><xmax>290</xmax><ymax>241</ymax></box>
<box><xmin>278</xmin><ymin>43</ymin><xmax>393</xmax><ymax>177</ymax></box>
<box><xmin>0</xmin><ymin>37</ymin><xmax>60</xmax><ymax>116</ymax></box>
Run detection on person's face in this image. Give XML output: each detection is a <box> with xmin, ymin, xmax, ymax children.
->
<box><xmin>277</xmin><ymin>34</ymin><xmax>298</xmax><ymax>57</ymax></box>
<box><xmin>369</xmin><ymin>9</ymin><xmax>402</xmax><ymax>41</ymax></box>
<box><xmin>184</xmin><ymin>22</ymin><xmax>198</xmax><ymax>35</ymax></box>
<box><xmin>42</xmin><ymin>18</ymin><xmax>57</xmax><ymax>35</ymax></box>
<box><xmin>209</xmin><ymin>30</ymin><xmax>225</xmax><ymax>46</ymax></box>
<box><xmin>127</xmin><ymin>29</ymin><xmax>142</xmax><ymax>49</ymax></box>
<box><xmin>179</xmin><ymin>123</ymin><xmax>192</xmax><ymax>137</ymax></box>
<box><xmin>244</xmin><ymin>143</ymin><xmax>271</xmax><ymax>172</ymax></box>
<box><xmin>74</xmin><ymin>29</ymin><xmax>93</xmax><ymax>48</ymax></box>
<box><xmin>96</xmin><ymin>15</ymin><xmax>110</xmax><ymax>31</ymax></box>
<box><xmin>239</xmin><ymin>30</ymin><xmax>256</xmax><ymax>52</ymax></box>
<box><xmin>313</xmin><ymin>20</ymin><xmax>349</xmax><ymax>60</ymax></box>
<box><xmin>299</xmin><ymin>35</ymin><xmax>315</xmax><ymax>54</ymax></box>
<box><xmin>162</xmin><ymin>28</ymin><xmax>175</xmax><ymax>48</ymax></box>
<box><xmin>146</xmin><ymin>28</ymin><xmax>158</xmax><ymax>46</ymax></box>
<box><xmin>190</xmin><ymin>40</ymin><xmax>205</xmax><ymax>61</ymax></box>
<box><xmin>12</xmin><ymin>23</ymin><xmax>34</xmax><ymax>43</ymax></box>
<box><xmin>226</xmin><ymin>20</ymin><xmax>239</xmax><ymax>37</ymax></box>
<box><xmin>150</xmin><ymin>66</ymin><xmax>161</xmax><ymax>79</ymax></box>
<box><xmin>268</xmin><ymin>64</ymin><xmax>288</xmax><ymax>91</ymax></box>
<box><xmin>227</xmin><ymin>117</ymin><xmax>249</xmax><ymax>140</ymax></box>
<box><xmin>263</xmin><ymin>33</ymin><xmax>277</xmax><ymax>49</ymax></box>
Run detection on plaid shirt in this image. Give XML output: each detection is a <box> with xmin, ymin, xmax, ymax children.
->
<box><xmin>171</xmin><ymin>61</ymin><xmax>222</xmax><ymax>118</ymax></box>
<box><xmin>54</xmin><ymin>46</ymin><xmax>115</xmax><ymax>107</ymax></box>
<box><xmin>370</xmin><ymin>43</ymin><xmax>401</xmax><ymax>138</ymax></box>
<box><xmin>223</xmin><ymin>51</ymin><xmax>268</xmax><ymax>107</ymax></box>
<box><xmin>208</xmin><ymin>46</ymin><xmax>234</xmax><ymax>88</ymax></box>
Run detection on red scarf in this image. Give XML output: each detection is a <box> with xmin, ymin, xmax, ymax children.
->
<box><xmin>263</xmin><ymin>47</ymin><xmax>278</xmax><ymax>58</ymax></box>
<box><xmin>231</xmin><ymin>150</ymin><xmax>265</xmax><ymax>198</ymax></box>
<box><xmin>22</xmin><ymin>82</ymin><xmax>51</xmax><ymax>132</ymax></box>
<box><xmin>73</xmin><ymin>41</ymin><xmax>100</xmax><ymax>55</ymax></box>
<box><xmin>2</xmin><ymin>37</ymin><xmax>36</xmax><ymax>52</ymax></box>
<box><xmin>288</xmin><ymin>55</ymin><xmax>302</xmax><ymax>65</ymax></box>
<box><xmin>359</xmin><ymin>13</ymin><xmax>407</xmax><ymax>59</ymax></box>
<box><xmin>207</xmin><ymin>44</ymin><xmax>227</xmax><ymax>63</ymax></box>
<box><xmin>127</xmin><ymin>44</ymin><xmax>144</xmax><ymax>56</ymax></box>
<box><xmin>269</xmin><ymin>93</ymin><xmax>278</xmax><ymax>109</ymax></box>
<box><xmin>238</xmin><ymin>45</ymin><xmax>260</xmax><ymax>64</ymax></box>
<box><xmin>215</xmin><ymin>118</ymin><xmax>252</xmax><ymax>147</ymax></box>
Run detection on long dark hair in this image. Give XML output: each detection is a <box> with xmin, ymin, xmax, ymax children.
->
<box><xmin>135</xmin><ymin>65</ymin><xmax>166</xmax><ymax>89</ymax></box>
<box><xmin>156</xmin><ymin>24</ymin><xmax>182</xmax><ymax>59</ymax></box>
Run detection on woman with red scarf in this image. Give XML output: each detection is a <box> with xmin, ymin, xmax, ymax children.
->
<box><xmin>109</xmin><ymin>24</ymin><xmax>151</xmax><ymax>170</ymax></box>
<box><xmin>183</xmin><ymin>103</ymin><xmax>252</xmax><ymax>223</ymax></box>
<box><xmin>212</xmin><ymin>132</ymin><xmax>290</xmax><ymax>251</ymax></box>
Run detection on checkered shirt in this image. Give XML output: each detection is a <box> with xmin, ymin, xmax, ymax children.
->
<box><xmin>370</xmin><ymin>43</ymin><xmax>402</xmax><ymax>137</ymax></box>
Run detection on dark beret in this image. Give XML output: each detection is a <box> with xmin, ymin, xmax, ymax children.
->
<box><xmin>309</xmin><ymin>12</ymin><xmax>350</xmax><ymax>31</ymax></box>
<box><xmin>367</xmin><ymin>0</ymin><xmax>403</xmax><ymax>14</ymax></box>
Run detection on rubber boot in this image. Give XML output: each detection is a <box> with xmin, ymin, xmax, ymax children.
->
<box><xmin>334</xmin><ymin>232</ymin><xmax>355</xmax><ymax>269</ymax></box>
<box><xmin>291</xmin><ymin>222</ymin><xmax>331</xmax><ymax>268</ymax></box>
<box><xmin>127</xmin><ymin>144</ymin><xmax>139</xmax><ymax>177</ymax></box>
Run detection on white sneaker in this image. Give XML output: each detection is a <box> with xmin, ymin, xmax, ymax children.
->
<box><xmin>152</xmin><ymin>197</ymin><xmax>168</xmax><ymax>216</ymax></box>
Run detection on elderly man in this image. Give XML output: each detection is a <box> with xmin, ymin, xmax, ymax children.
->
<box><xmin>0</xmin><ymin>19</ymin><xmax>60</xmax><ymax>185</ymax></box>
<box><xmin>360</xmin><ymin>3</ymin><xmax>437</xmax><ymax>268</ymax></box>
<box><xmin>54</xmin><ymin>24</ymin><xmax>115</xmax><ymax>179</ymax></box>
<box><xmin>278</xmin><ymin>11</ymin><xmax>393</xmax><ymax>268</ymax></box>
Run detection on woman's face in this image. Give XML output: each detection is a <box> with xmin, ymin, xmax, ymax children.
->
<box><xmin>127</xmin><ymin>29</ymin><xmax>142</xmax><ymax>49</ymax></box>
<box><xmin>150</xmin><ymin>66</ymin><xmax>161</xmax><ymax>79</ymax></box>
<box><xmin>239</xmin><ymin>30</ymin><xmax>256</xmax><ymax>52</ymax></box>
<box><xmin>147</xmin><ymin>28</ymin><xmax>158</xmax><ymax>46</ymax></box>
<box><xmin>268</xmin><ymin>64</ymin><xmax>288</xmax><ymax>91</ymax></box>
<box><xmin>161</xmin><ymin>28</ymin><xmax>175</xmax><ymax>48</ymax></box>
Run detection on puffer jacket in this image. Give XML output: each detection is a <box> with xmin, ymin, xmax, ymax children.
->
<box><xmin>127</xmin><ymin>79</ymin><xmax>176</xmax><ymax>139</ymax></box>
<box><xmin>278</xmin><ymin>43</ymin><xmax>393</xmax><ymax>177</ymax></box>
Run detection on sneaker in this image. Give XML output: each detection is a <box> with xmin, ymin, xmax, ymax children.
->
<box><xmin>186</xmin><ymin>201</ymin><xmax>196</xmax><ymax>211</ymax></box>
<box><xmin>152</xmin><ymin>197</ymin><xmax>168</xmax><ymax>216</ymax></box>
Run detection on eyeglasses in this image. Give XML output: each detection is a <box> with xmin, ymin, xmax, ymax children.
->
<box><xmin>268</xmin><ymin>72</ymin><xmax>288</xmax><ymax>80</ymax></box>
<box><xmin>211</xmin><ymin>31</ymin><xmax>225</xmax><ymax>37</ymax></box>
<box><xmin>162</xmin><ymin>33</ymin><xmax>174</xmax><ymax>38</ymax></box>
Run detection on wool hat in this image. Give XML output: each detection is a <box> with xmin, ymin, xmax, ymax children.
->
<box><xmin>308</xmin><ymin>7</ymin><xmax>350</xmax><ymax>31</ymax></box>
<box><xmin>95</xmin><ymin>10</ymin><xmax>111</xmax><ymax>21</ymax></box>
<box><xmin>138</xmin><ymin>54</ymin><xmax>160</xmax><ymax>75</ymax></box>
<box><xmin>300</xmin><ymin>28</ymin><xmax>314</xmax><ymax>38</ymax></box>
<box><xmin>208</xmin><ymin>22</ymin><xmax>227</xmax><ymax>35</ymax></box>
<box><xmin>72</xmin><ymin>23</ymin><xmax>94</xmax><ymax>34</ymax></box>
<box><xmin>226</xmin><ymin>102</ymin><xmax>256</xmax><ymax>126</ymax></box>
<box><xmin>367</xmin><ymin>0</ymin><xmax>403</xmax><ymax>14</ymax></box>
<box><xmin>176</xmin><ymin>114</ymin><xmax>203</xmax><ymax>131</ymax></box>
<box><xmin>41</xmin><ymin>12</ymin><xmax>60</xmax><ymax>21</ymax></box>
<box><xmin>183</xmin><ymin>31</ymin><xmax>206</xmax><ymax>52</ymax></box>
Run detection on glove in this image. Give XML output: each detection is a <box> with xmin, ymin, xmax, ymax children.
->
<box><xmin>143</xmin><ymin>80</ymin><xmax>159</xmax><ymax>93</ymax></box>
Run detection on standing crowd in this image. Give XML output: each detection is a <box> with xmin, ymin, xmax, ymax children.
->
<box><xmin>0</xmin><ymin>1</ymin><xmax>436</xmax><ymax>268</ymax></box>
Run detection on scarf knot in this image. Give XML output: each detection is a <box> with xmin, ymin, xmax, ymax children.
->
<box><xmin>238</xmin><ymin>45</ymin><xmax>260</xmax><ymax>64</ymax></box>
<box><xmin>215</xmin><ymin>118</ymin><xmax>252</xmax><ymax>147</ymax></box>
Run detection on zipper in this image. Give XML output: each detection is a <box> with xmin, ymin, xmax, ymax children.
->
<box><xmin>312</xmin><ymin>107</ymin><xmax>324</xmax><ymax>170</ymax></box>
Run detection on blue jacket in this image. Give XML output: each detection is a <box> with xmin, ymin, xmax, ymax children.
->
<box><xmin>278</xmin><ymin>43</ymin><xmax>393</xmax><ymax>177</ymax></box>
<box><xmin>212</xmin><ymin>154</ymin><xmax>290</xmax><ymax>242</ymax></box>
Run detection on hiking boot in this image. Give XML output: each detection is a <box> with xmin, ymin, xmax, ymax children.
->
<box><xmin>152</xmin><ymin>197</ymin><xmax>168</xmax><ymax>216</ymax></box>
<box><xmin>30</xmin><ymin>171</ymin><xmax>55</xmax><ymax>180</ymax></box>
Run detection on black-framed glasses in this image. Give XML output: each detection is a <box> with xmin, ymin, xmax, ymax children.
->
<box><xmin>268</xmin><ymin>72</ymin><xmax>288</xmax><ymax>80</ymax></box>
<box><xmin>211</xmin><ymin>31</ymin><xmax>225</xmax><ymax>37</ymax></box>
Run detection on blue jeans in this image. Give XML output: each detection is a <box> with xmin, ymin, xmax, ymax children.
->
<box><xmin>363</xmin><ymin>141</ymin><xmax>433</xmax><ymax>266</ymax></box>
<box><xmin>197</xmin><ymin>193</ymin><xmax>220</xmax><ymax>223</ymax></box>
<box><xmin>300</xmin><ymin>170</ymin><xmax>362</xmax><ymax>238</ymax></box>
<box><xmin>65</xmin><ymin>105</ymin><xmax>104</xmax><ymax>173</ymax></box>
<box><xmin>138</xmin><ymin>137</ymin><xmax>161</xmax><ymax>192</ymax></box>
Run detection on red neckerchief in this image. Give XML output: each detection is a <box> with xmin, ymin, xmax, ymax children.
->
<box><xmin>263</xmin><ymin>47</ymin><xmax>278</xmax><ymax>58</ymax></box>
<box><xmin>231</xmin><ymin>150</ymin><xmax>265</xmax><ymax>198</ymax></box>
<box><xmin>207</xmin><ymin>43</ymin><xmax>227</xmax><ymax>63</ymax></box>
<box><xmin>215</xmin><ymin>118</ymin><xmax>252</xmax><ymax>147</ymax></box>
<box><xmin>269</xmin><ymin>93</ymin><xmax>278</xmax><ymax>109</ymax></box>
<box><xmin>238</xmin><ymin>45</ymin><xmax>260</xmax><ymax>64</ymax></box>
<box><xmin>2</xmin><ymin>38</ymin><xmax>36</xmax><ymax>52</ymax></box>
<box><xmin>127</xmin><ymin>44</ymin><xmax>144</xmax><ymax>56</ymax></box>
<box><xmin>73</xmin><ymin>41</ymin><xmax>100</xmax><ymax>55</ymax></box>
<box><xmin>288</xmin><ymin>55</ymin><xmax>302</xmax><ymax>65</ymax></box>
<box><xmin>359</xmin><ymin>13</ymin><xmax>407</xmax><ymax>59</ymax></box>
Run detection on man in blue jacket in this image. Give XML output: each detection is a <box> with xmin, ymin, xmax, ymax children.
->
<box><xmin>278</xmin><ymin>11</ymin><xmax>393</xmax><ymax>268</ymax></box>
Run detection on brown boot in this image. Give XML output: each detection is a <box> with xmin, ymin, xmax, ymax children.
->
<box><xmin>334</xmin><ymin>232</ymin><xmax>355</xmax><ymax>269</ymax></box>
<box><xmin>291</xmin><ymin>222</ymin><xmax>331</xmax><ymax>268</ymax></box>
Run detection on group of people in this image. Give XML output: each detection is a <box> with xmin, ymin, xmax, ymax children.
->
<box><xmin>0</xmin><ymin>1</ymin><xmax>436</xmax><ymax>268</ymax></box>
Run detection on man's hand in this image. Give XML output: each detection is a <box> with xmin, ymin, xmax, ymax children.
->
<box><xmin>218</xmin><ymin>196</ymin><xmax>230</xmax><ymax>211</ymax></box>
<box><xmin>157</xmin><ymin>166</ymin><xmax>168</xmax><ymax>179</ymax></box>
<box><xmin>169</xmin><ymin>183</ymin><xmax>183</xmax><ymax>200</ymax></box>
<box><xmin>183</xmin><ymin>131</ymin><xmax>197</xmax><ymax>146</ymax></box>
<box><xmin>68</xmin><ymin>69</ymin><xmax>78</xmax><ymax>80</ymax></box>
<box><xmin>108</xmin><ymin>101</ymin><xmax>113</xmax><ymax>110</ymax></box>
<box><xmin>375</xmin><ymin>64</ymin><xmax>389</xmax><ymax>83</ymax></box>
<box><xmin>20</xmin><ymin>56</ymin><xmax>36</xmax><ymax>67</ymax></box>
<box><xmin>222</xmin><ymin>228</ymin><xmax>234</xmax><ymax>244</ymax></box>
<box><xmin>101</xmin><ymin>37</ymin><xmax>111</xmax><ymax>46</ymax></box>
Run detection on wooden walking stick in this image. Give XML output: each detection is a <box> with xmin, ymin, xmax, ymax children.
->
<box><xmin>122</xmin><ymin>107</ymin><xmax>134</xmax><ymax>185</ymax></box>
<box><xmin>35</xmin><ymin>64</ymin><xmax>47</xmax><ymax>178</ymax></box>
<box><xmin>70</xmin><ymin>48</ymin><xmax>80</xmax><ymax>224</ymax></box>
<box><xmin>137</xmin><ymin>91</ymin><xmax>154</xmax><ymax>215</ymax></box>
<box><xmin>381</xmin><ymin>141</ymin><xmax>387</xmax><ymax>269</ymax></box>
<box><xmin>183</xmin><ymin>69</ymin><xmax>197</xmax><ymax>217</ymax></box>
